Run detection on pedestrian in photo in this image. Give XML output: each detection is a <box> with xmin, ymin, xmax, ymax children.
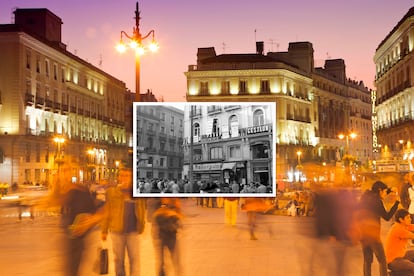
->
<box><xmin>231</xmin><ymin>180</ymin><xmax>240</xmax><ymax>194</ymax></box>
<box><xmin>385</xmin><ymin>208</ymin><xmax>414</xmax><ymax>274</ymax></box>
<box><xmin>153</xmin><ymin>198</ymin><xmax>183</xmax><ymax>276</ymax></box>
<box><xmin>357</xmin><ymin>181</ymin><xmax>400</xmax><ymax>276</ymax></box>
<box><xmin>101</xmin><ymin>168</ymin><xmax>146</xmax><ymax>276</ymax></box>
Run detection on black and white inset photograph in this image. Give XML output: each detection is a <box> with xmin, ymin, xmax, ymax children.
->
<box><xmin>133</xmin><ymin>102</ymin><xmax>276</xmax><ymax>197</ymax></box>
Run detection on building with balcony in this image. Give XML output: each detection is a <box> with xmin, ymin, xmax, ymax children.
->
<box><xmin>0</xmin><ymin>8</ymin><xmax>128</xmax><ymax>186</ymax></box>
<box><xmin>185</xmin><ymin>41</ymin><xmax>372</xmax><ymax>181</ymax></box>
<box><xmin>374</xmin><ymin>7</ymin><xmax>414</xmax><ymax>169</ymax></box>
<box><xmin>135</xmin><ymin>104</ymin><xmax>184</xmax><ymax>180</ymax></box>
<box><xmin>182</xmin><ymin>104</ymin><xmax>275</xmax><ymax>187</ymax></box>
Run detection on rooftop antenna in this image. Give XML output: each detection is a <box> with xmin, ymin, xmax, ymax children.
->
<box><xmin>99</xmin><ymin>54</ymin><xmax>103</xmax><ymax>67</ymax></box>
<box><xmin>254</xmin><ymin>29</ymin><xmax>257</xmax><ymax>42</ymax></box>
<box><xmin>222</xmin><ymin>42</ymin><xmax>226</xmax><ymax>54</ymax></box>
<box><xmin>268</xmin><ymin>39</ymin><xmax>278</xmax><ymax>52</ymax></box>
<box><xmin>326</xmin><ymin>52</ymin><xmax>331</xmax><ymax>59</ymax></box>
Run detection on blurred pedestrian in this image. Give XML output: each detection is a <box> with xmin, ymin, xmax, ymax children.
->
<box><xmin>53</xmin><ymin>163</ymin><xmax>104</xmax><ymax>276</ymax></box>
<box><xmin>242</xmin><ymin>198</ymin><xmax>271</xmax><ymax>240</ymax></box>
<box><xmin>385</xmin><ymin>208</ymin><xmax>414</xmax><ymax>274</ymax></box>
<box><xmin>224</xmin><ymin>197</ymin><xmax>238</xmax><ymax>226</ymax></box>
<box><xmin>153</xmin><ymin>198</ymin><xmax>183</xmax><ymax>276</ymax></box>
<box><xmin>101</xmin><ymin>168</ymin><xmax>146</xmax><ymax>276</ymax></box>
<box><xmin>309</xmin><ymin>188</ymin><xmax>359</xmax><ymax>276</ymax></box>
<box><xmin>407</xmin><ymin>173</ymin><xmax>414</xmax><ymax>222</ymax></box>
<box><xmin>400</xmin><ymin>173</ymin><xmax>411</xmax><ymax>210</ymax></box>
<box><xmin>357</xmin><ymin>181</ymin><xmax>400</xmax><ymax>276</ymax></box>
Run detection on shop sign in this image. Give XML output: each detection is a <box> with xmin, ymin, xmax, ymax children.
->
<box><xmin>193</xmin><ymin>163</ymin><xmax>222</xmax><ymax>171</ymax></box>
<box><xmin>247</xmin><ymin>125</ymin><xmax>269</xmax><ymax>135</ymax></box>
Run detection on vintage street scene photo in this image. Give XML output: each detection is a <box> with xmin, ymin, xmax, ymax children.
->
<box><xmin>133</xmin><ymin>102</ymin><xmax>276</xmax><ymax>197</ymax></box>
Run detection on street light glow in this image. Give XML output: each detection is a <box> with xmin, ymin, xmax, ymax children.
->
<box><xmin>116</xmin><ymin>42</ymin><xmax>127</xmax><ymax>53</ymax></box>
<box><xmin>116</xmin><ymin>1</ymin><xmax>158</xmax><ymax>101</ymax></box>
<box><xmin>53</xmin><ymin>137</ymin><xmax>65</xmax><ymax>144</ymax></box>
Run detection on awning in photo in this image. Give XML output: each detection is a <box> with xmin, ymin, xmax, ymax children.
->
<box><xmin>221</xmin><ymin>162</ymin><xmax>236</xmax><ymax>170</ymax></box>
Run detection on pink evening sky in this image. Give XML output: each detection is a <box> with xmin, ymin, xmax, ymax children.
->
<box><xmin>1</xmin><ymin>0</ymin><xmax>413</xmax><ymax>101</ymax></box>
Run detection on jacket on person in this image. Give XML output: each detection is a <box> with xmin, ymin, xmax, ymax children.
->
<box><xmin>101</xmin><ymin>186</ymin><xmax>146</xmax><ymax>235</ymax></box>
<box><xmin>357</xmin><ymin>189</ymin><xmax>399</xmax><ymax>242</ymax></box>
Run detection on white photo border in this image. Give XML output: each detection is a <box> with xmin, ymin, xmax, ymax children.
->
<box><xmin>133</xmin><ymin>101</ymin><xmax>277</xmax><ymax>197</ymax></box>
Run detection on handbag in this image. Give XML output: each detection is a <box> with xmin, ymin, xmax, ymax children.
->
<box><xmin>99</xmin><ymin>247</ymin><xmax>108</xmax><ymax>275</ymax></box>
<box><xmin>94</xmin><ymin>244</ymin><xmax>108</xmax><ymax>275</ymax></box>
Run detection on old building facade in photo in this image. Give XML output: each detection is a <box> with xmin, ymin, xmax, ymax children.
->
<box><xmin>135</xmin><ymin>105</ymin><xmax>184</xmax><ymax>181</ymax></box>
<box><xmin>185</xmin><ymin>41</ymin><xmax>372</xmax><ymax>183</ymax></box>
<box><xmin>0</xmin><ymin>9</ymin><xmax>128</xmax><ymax>186</ymax></box>
<box><xmin>374</xmin><ymin>7</ymin><xmax>414</xmax><ymax>171</ymax></box>
<box><xmin>182</xmin><ymin>104</ymin><xmax>275</xmax><ymax>187</ymax></box>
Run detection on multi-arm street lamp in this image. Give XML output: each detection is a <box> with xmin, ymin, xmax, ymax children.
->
<box><xmin>116</xmin><ymin>1</ymin><xmax>158</xmax><ymax>102</ymax></box>
<box><xmin>338</xmin><ymin>132</ymin><xmax>357</xmax><ymax>155</ymax></box>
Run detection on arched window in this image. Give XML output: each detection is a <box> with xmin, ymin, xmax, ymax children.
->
<box><xmin>193</xmin><ymin>123</ymin><xmax>200</xmax><ymax>136</ymax></box>
<box><xmin>212</xmin><ymin>118</ymin><xmax>219</xmax><ymax>136</ymax></box>
<box><xmin>253</xmin><ymin>109</ymin><xmax>264</xmax><ymax>126</ymax></box>
<box><xmin>229</xmin><ymin>115</ymin><xmax>239</xmax><ymax>137</ymax></box>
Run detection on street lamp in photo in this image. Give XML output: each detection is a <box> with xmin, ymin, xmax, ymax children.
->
<box><xmin>116</xmin><ymin>1</ymin><xmax>158</xmax><ymax>102</ymax></box>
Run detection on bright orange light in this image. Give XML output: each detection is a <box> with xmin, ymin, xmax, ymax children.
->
<box><xmin>129</xmin><ymin>40</ymin><xmax>139</xmax><ymax>49</ymax></box>
<box><xmin>349</xmin><ymin>132</ymin><xmax>357</xmax><ymax>139</ymax></box>
<box><xmin>296</xmin><ymin>150</ymin><xmax>302</xmax><ymax>157</ymax></box>
<box><xmin>87</xmin><ymin>149</ymin><xmax>95</xmax><ymax>155</ymax></box>
<box><xmin>116</xmin><ymin>42</ymin><xmax>127</xmax><ymax>53</ymax></box>
<box><xmin>136</xmin><ymin>46</ymin><xmax>145</xmax><ymax>55</ymax></box>
<box><xmin>53</xmin><ymin>137</ymin><xmax>65</xmax><ymax>144</ymax></box>
<box><xmin>338</xmin><ymin>134</ymin><xmax>345</xmax><ymax>140</ymax></box>
<box><xmin>148</xmin><ymin>41</ymin><xmax>159</xmax><ymax>52</ymax></box>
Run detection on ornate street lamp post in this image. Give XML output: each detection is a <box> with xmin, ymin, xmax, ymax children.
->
<box><xmin>116</xmin><ymin>1</ymin><xmax>158</xmax><ymax>102</ymax></box>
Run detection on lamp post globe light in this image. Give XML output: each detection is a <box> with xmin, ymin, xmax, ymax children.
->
<box><xmin>116</xmin><ymin>1</ymin><xmax>158</xmax><ymax>102</ymax></box>
<box><xmin>338</xmin><ymin>132</ymin><xmax>357</xmax><ymax>155</ymax></box>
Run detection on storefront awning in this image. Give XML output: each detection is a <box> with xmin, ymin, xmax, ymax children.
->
<box><xmin>222</xmin><ymin>162</ymin><xmax>236</xmax><ymax>170</ymax></box>
<box><xmin>254</xmin><ymin>170</ymin><xmax>269</xmax><ymax>173</ymax></box>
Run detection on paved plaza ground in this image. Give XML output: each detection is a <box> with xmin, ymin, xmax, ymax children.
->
<box><xmin>0</xmin><ymin>198</ymin><xmax>392</xmax><ymax>276</ymax></box>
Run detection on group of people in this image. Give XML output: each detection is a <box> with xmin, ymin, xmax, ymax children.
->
<box><xmin>49</xmin><ymin>164</ymin><xmax>182</xmax><ymax>276</ymax></box>
<box><xmin>136</xmin><ymin>179</ymin><xmax>272</xmax><ymax>194</ymax></box>
<box><xmin>310</xmin><ymin>172</ymin><xmax>414</xmax><ymax>276</ymax></box>
<box><xmin>284</xmin><ymin>190</ymin><xmax>315</xmax><ymax>217</ymax></box>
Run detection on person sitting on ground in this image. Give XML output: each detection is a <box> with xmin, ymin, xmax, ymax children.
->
<box><xmin>385</xmin><ymin>208</ymin><xmax>414</xmax><ymax>274</ymax></box>
<box><xmin>286</xmin><ymin>192</ymin><xmax>300</xmax><ymax>216</ymax></box>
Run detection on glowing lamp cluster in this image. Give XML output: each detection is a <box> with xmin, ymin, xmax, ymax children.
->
<box><xmin>116</xmin><ymin>29</ymin><xmax>158</xmax><ymax>56</ymax></box>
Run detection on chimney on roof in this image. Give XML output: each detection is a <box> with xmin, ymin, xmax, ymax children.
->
<box><xmin>197</xmin><ymin>47</ymin><xmax>216</xmax><ymax>65</ymax></box>
<box><xmin>288</xmin><ymin>42</ymin><xmax>314</xmax><ymax>73</ymax></box>
<box><xmin>256</xmin><ymin>41</ymin><xmax>264</xmax><ymax>55</ymax></box>
<box><xmin>324</xmin><ymin>59</ymin><xmax>346</xmax><ymax>83</ymax></box>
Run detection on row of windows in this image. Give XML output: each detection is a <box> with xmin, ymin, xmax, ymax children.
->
<box><xmin>138</xmin><ymin>108</ymin><xmax>183</xmax><ymax>127</ymax></box>
<box><xmin>192</xmin><ymin>143</ymin><xmax>269</xmax><ymax>161</ymax></box>
<box><xmin>25</xmin><ymin>48</ymin><xmax>105</xmax><ymax>95</ymax></box>
<box><xmin>376</xmin><ymin>36</ymin><xmax>410</xmax><ymax>76</ymax></box>
<box><xmin>198</xmin><ymin>80</ymin><xmax>307</xmax><ymax>95</ymax></box>
<box><xmin>193</xmin><ymin>109</ymin><xmax>265</xmax><ymax>137</ymax></box>
<box><xmin>140</xmin><ymin>156</ymin><xmax>182</xmax><ymax>169</ymax></box>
